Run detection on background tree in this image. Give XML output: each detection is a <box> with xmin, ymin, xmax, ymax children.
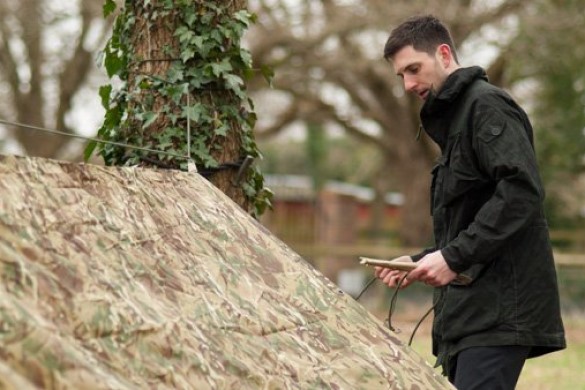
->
<box><xmin>0</xmin><ymin>0</ymin><xmax>113</xmax><ymax>158</ymax></box>
<box><xmin>513</xmin><ymin>0</ymin><xmax>585</xmax><ymax>227</ymax></box>
<box><xmin>91</xmin><ymin>0</ymin><xmax>271</xmax><ymax>215</ymax></box>
<box><xmin>247</xmin><ymin>0</ymin><xmax>584</xmax><ymax>245</ymax></box>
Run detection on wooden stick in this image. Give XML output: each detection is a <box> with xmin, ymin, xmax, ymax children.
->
<box><xmin>359</xmin><ymin>256</ymin><xmax>472</xmax><ymax>286</ymax></box>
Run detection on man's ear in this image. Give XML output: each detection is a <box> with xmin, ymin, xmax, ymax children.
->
<box><xmin>436</xmin><ymin>44</ymin><xmax>453</xmax><ymax>68</ymax></box>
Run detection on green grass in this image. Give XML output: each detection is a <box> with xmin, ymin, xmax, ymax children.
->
<box><xmin>379</xmin><ymin>304</ymin><xmax>585</xmax><ymax>389</ymax></box>
<box><xmin>517</xmin><ymin>315</ymin><xmax>585</xmax><ymax>390</ymax></box>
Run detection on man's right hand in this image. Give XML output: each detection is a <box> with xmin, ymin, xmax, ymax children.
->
<box><xmin>373</xmin><ymin>255</ymin><xmax>415</xmax><ymax>289</ymax></box>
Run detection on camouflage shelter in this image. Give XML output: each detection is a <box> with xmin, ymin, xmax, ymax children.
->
<box><xmin>0</xmin><ymin>155</ymin><xmax>452</xmax><ymax>389</ymax></box>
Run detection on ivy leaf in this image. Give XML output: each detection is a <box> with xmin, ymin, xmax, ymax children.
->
<box><xmin>103</xmin><ymin>104</ymin><xmax>122</xmax><ymax>129</ymax></box>
<box><xmin>98</xmin><ymin>85</ymin><xmax>112</xmax><ymax>109</ymax></box>
<box><xmin>182</xmin><ymin>103</ymin><xmax>205</xmax><ymax>122</ymax></box>
<box><xmin>142</xmin><ymin>112</ymin><xmax>159</xmax><ymax>129</ymax></box>
<box><xmin>104</xmin><ymin>49</ymin><xmax>124</xmax><ymax>78</ymax></box>
<box><xmin>175</xmin><ymin>26</ymin><xmax>193</xmax><ymax>43</ymax></box>
<box><xmin>192</xmin><ymin>36</ymin><xmax>204</xmax><ymax>50</ymax></box>
<box><xmin>211</xmin><ymin>59</ymin><xmax>233</xmax><ymax>77</ymax></box>
<box><xmin>167</xmin><ymin>66</ymin><xmax>184</xmax><ymax>83</ymax></box>
<box><xmin>233</xmin><ymin>10</ymin><xmax>252</xmax><ymax>27</ymax></box>
<box><xmin>211</xmin><ymin>29</ymin><xmax>223</xmax><ymax>44</ymax></box>
<box><xmin>103</xmin><ymin>0</ymin><xmax>116</xmax><ymax>17</ymax></box>
<box><xmin>215</xmin><ymin>123</ymin><xmax>229</xmax><ymax>136</ymax></box>
<box><xmin>184</xmin><ymin>9</ymin><xmax>197</xmax><ymax>27</ymax></box>
<box><xmin>260</xmin><ymin>65</ymin><xmax>275</xmax><ymax>87</ymax></box>
<box><xmin>166</xmin><ymin>84</ymin><xmax>185</xmax><ymax>104</ymax></box>
<box><xmin>181</xmin><ymin>48</ymin><xmax>195</xmax><ymax>63</ymax></box>
<box><xmin>239</xmin><ymin>49</ymin><xmax>252</xmax><ymax>68</ymax></box>
<box><xmin>84</xmin><ymin>140</ymin><xmax>98</xmax><ymax>161</ymax></box>
<box><xmin>224</xmin><ymin>74</ymin><xmax>245</xmax><ymax>98</ymax></box>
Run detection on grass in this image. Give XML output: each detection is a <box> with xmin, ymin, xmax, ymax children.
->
<box><xmin>372</xmin><ymin>297</ymin><xmax>585</xmax><ymax>389</ymax></box>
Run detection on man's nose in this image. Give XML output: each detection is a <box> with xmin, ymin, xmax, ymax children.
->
<box><xmin>404</xmin><ymin>76</ymin><xmax>417</xmax><ymax>93</ymax></box>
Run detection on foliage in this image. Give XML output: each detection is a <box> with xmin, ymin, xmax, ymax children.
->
<box><xmin>86</xmin><ymin>0</ymin><xmax>272</xmax><ymax>217</ymax></box>
<box><xmin>259</xmin><ymin>135</ymin><xmax>383</xmax><ymax>188</ymax></box>
<box><xmin>306</xmin><ymin>123</ymin><xmax>327</xmax><ymax>191</ymax></box>
<box><xmin>513</xmin><ymin>1</ymin><xmax>585</xmax><ymax>228</ymax></box>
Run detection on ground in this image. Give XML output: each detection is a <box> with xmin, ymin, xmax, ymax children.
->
<box><xmin>374</xmin><ymin>298</ymin><xmax>585</xmax><ymax>389</ymax></box>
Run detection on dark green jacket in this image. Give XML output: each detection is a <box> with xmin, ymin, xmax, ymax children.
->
<box><xmin>417</xmin><ymin>66</ymin><xmax>566</xmax><ymax>373</ymax></box>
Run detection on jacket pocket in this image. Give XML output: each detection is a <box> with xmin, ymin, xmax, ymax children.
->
<box><xmin>441</xmin><ymin>262</ymin><xmax>501</xmax><ymax>342</ymax></box>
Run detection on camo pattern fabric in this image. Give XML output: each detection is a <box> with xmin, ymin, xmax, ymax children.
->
<box><xmin>0</xmin><ymin>155</ymin><xmax>452</xmax><ymax>389</ymax></box>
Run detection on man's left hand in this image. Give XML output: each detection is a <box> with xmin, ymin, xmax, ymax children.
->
<box><xmin>407</xmin><ymin>250</ymin><xmax>457</xmax><ymax>287</ymax></box>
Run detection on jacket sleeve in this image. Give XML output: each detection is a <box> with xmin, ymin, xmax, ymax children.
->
<box><xmin>441</xmin><ymin>94</ymin><xmax>545</xmax><ymax>273</ymax></box>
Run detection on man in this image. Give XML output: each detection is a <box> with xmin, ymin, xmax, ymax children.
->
<box><xmin>375</xmin><ymin>15</ymin><xmax>566</xmax><ymax>389</ymax></box>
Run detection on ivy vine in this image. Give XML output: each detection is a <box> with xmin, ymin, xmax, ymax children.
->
<box><xmin>86</xmin><ymin>0</ymin><xmax>273</xmax><ymax>217</ymax></box>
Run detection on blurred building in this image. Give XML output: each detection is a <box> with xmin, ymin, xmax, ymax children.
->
<box><xmin>261</xmin><ymin>174</ymin><xmax>404</xmax><ymax>246</ymax></box>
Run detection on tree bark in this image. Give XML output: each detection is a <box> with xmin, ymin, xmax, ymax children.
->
<box><xmin>128</xmin><ymin>0</ymin><xmax>250</xmax><ymax>211</ymax></box>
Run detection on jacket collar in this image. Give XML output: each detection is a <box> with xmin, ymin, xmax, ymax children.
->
<box><xmin>420</xmin><ymin>66</ymin><xmax>488</xmax><ymax>149</ymax></box>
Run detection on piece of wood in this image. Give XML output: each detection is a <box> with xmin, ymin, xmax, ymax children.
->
<box><xmin>359</xmin><ymin>257</ymin><xmax>472</xmax><ymax>286</ymax></box>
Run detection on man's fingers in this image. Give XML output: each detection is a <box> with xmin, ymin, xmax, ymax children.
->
<box><xmin>374</xmin><ymin>266</ymin><xmax>391</xmax><ymax>279</ymax></box>
<box><xmin>372</xmin><ymin>266</ymin><xmax>414</xmax><ymax>288</ymax></box>
<box><xmin>397</xmin><ymin>276</ymin><xmax>412</xmax><ymax>289</ymax></box>
<box><xmin>406</xmin><ymin>268</ymin><xmax>423</xmax><ymax>281</ymax></box>
<box><xmin>381</xmin><ymin>271</ymin><xmax>410</xmax><ymax>288</ymax></box>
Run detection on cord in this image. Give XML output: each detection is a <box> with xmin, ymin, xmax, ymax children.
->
<box><xmin>386</xmin><ymin>273</ymin><xmax>409</xmax><ymax>332</ymax></box>
<box><xmin>354</xmin><ymin>276</ymin><xmax>377</xmax><ymax>301</ymax></box>
<box><xmin>408</xmin><ymin>302</ymin><xmax>436</xmax><ymax>346</ymax></box>
<box><xmin>353</xmin><ymin>273</ymin><xmax>434</xmax><ymax>346</ymax></box>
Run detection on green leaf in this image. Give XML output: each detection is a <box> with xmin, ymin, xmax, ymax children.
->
<box><xmin>103</xmin><ymin>0</ymin><xmax>116</xmax><ymax>17</ymax></box>
<box><xmin>165</xmin><ymin>84</ymin><xmax>185</xmax><ymax>104</ymax></box>
<box><xmin>184</xmin><ymin>9</ymin><xmax>197</xmax><ymax>27</ymax></box>
<box><xmin>233</xmin><ymin>10</ymin><xmax>253</xmax><ymax>27</ymax></box>
<box><xmin>84</xmin><ymin>140</ymin><xmax>97</xmax><ymax>161</ymax></box>
<box><xmin>211</xmin><ymin>29</ymin><xmax>223</xmax><ymax>44</ymax></box>
<box><xmin>211</xmin><ymin>59</ymin><xmax>233</xmax><ymax>77</ymax></box>
<box><xmin>104</xmin><ymin>50</ymin><xmax>124</xmax><ymax>78</ymax></box>
<box><xmin>103</xmin><ymin>105</ymin><xmax>122</xmax><ymax>129</ymax></box>
<box><xmin>224</xmin><ymin>74</ymin><xmax>245</xmax><ymax>98</ymax></box>
<box><xmin>239</xmin><ymin>49</ymin><xmax>253</xmax><ymax>67</ymax></box>
<box><xmin>167</xmin><ymin>66</ymin><xmax>184</xmax><ymax>83</ymax></box>
<box><xmin>182</xmin><ymin>103</ymin><xmax>205</xmax><ymax>122</ymax></box>
<box><xmin>260</xmin><ymin>65</ymin><xmax>275</xmax><ymax>87</ymax></box>
<box><xmin>98</xmin><ymin>85</ymin><xmax>112</xmax><ymax>109</ymax></box>
<box><xmin>190</xmin><ymin>35</ymin><xmax>203</xmax><ymax>50</ymax></box>
<box><xmin>215</xmin><ymin>124</ymin><xmax>229</xmax><ymax>137</ymax></box>
<box><xmin>142</xmin><ymin>112</ymin><xmax>159</xmax><ymax>129</ymax></box>
<box><xmin>175</xmin><ymin>26</ymin><xmax>193</xmax><ymax>42</ymax></box>
<box><xmin>181</xmin><ymin>48</ymin><xmax>195</xmax><ymax>63</ymax></box>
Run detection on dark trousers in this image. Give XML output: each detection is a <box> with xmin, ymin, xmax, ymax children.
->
<box><xmin>448</xmin><ymin>346</ymin><xmax>531</xmax><ymax>390</ymax></box>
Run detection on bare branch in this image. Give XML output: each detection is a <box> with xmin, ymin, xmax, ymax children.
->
<box><xmin>255</xmin><ymin>101</ymin><xmax>300</xmax><ymax>140</ymax></box>
<box><xmin>54</xmin><ymin>0</ymin><xmax>97</xmax><ymax>134</ymax></box>
<box><xmin>0</xmin><ymin>3</ymin><xmax>23</xmax><ymax>112</ymax></box>
<box><xmin>16</xmin><ymin>0</ymin><xmax>44</xmax><ymax>125</ymax></box>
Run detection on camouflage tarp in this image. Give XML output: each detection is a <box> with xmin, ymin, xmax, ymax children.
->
<box><xmin>0</xmin><ymin>155</ymin><xmax>452</xmax><ymax>389</ymax></box>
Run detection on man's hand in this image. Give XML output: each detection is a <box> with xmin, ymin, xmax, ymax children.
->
<box><xmin>407</xmin><ymin>250</ymin><xmax>457</xmax><ymax>287</ymax></box>
<box><xmin>374</xmin><ymin>255</ymin><xmax>415</xmax><ymax>289</ymax></box>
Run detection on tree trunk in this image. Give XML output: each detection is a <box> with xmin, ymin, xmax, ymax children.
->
<box><xmin>395</xmin><ymin>155</ymin><xmax>434</xmax><ymax>247</ymax></box>
<box><xmin>128</xmin><ymin>0</ymin><xmax>250</xmax><ymax>211</ymax></box>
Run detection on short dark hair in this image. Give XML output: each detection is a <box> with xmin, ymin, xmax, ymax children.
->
<box><xmin>383</xmin><ymin>15</ymin><xmax>459</xmax><ymax>63</ymax></box>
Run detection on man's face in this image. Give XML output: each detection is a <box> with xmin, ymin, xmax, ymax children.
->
<box><xmin>392</xmin><ymin>45</ymin><xmax>450</xmax><ymax>101</ymax></box>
